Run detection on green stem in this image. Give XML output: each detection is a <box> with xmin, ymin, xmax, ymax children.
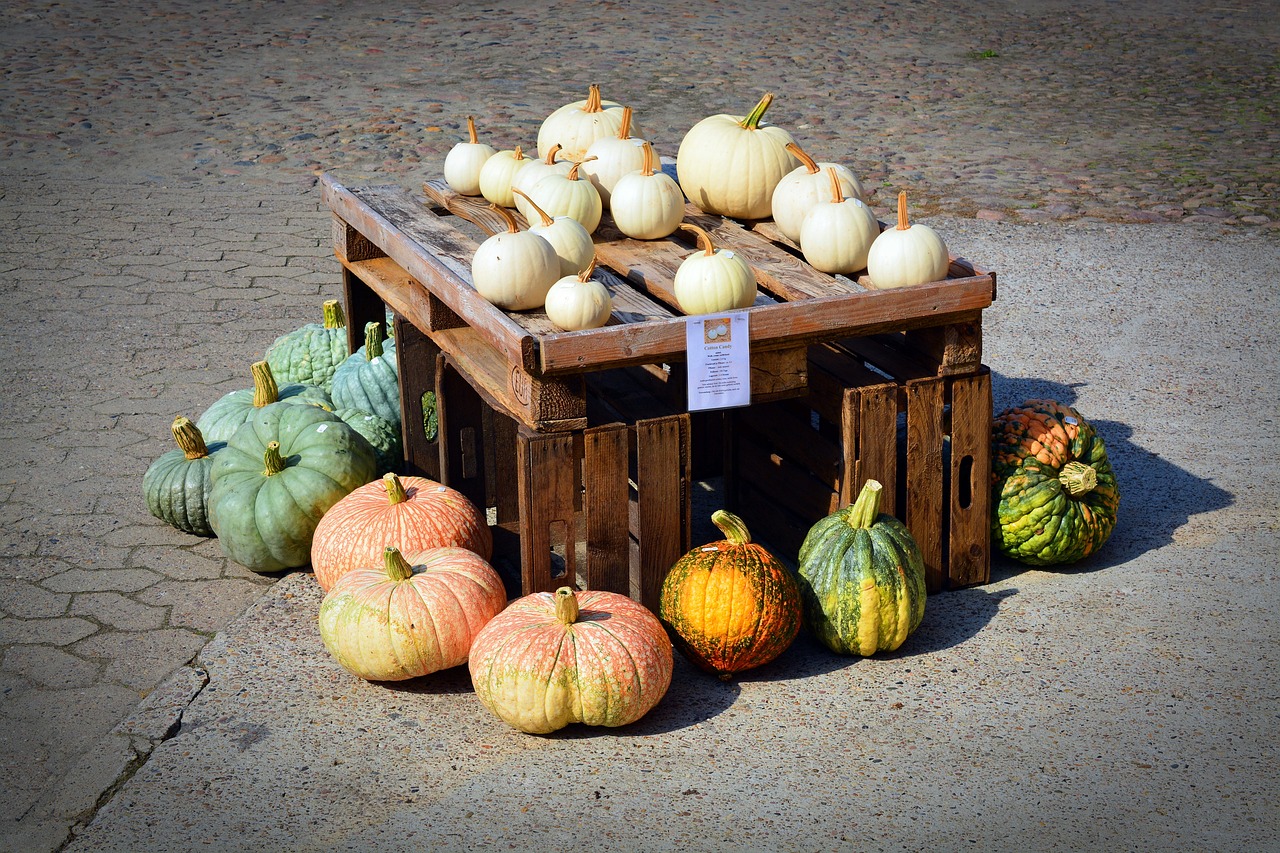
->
<box><xmin>171</xmin><ymin>416</ymin><xmax>209</xmax><ymax>460</ymax></box>
<box><xmin>1059</xmin><ymin>462</ymin><xmax>1098</xmax><ymax>497</ymax></box>
<box><xmin>554</xmin><ymin>587</ymin><xmax>579</xmax><ymax>624</ymax></box>
<box><xmin>322</xmin><ymin>299</ymin><xmax>347</xmax><ymax>330</ymax></box>
<box><xmin>846</xmin><ymin>479</ymin><xmax>883</xmax><ymax>529</ymax></box>
<box><xmin>384</xmin><ymin>546</ymin><xmax>415</xmax><ymax>582</ymax></box>
<box><xmin>262</xmin><ymin>441</ymin><xmax>286</xmax><ymax>476</ymax></box>
<box><xmin>363</xmin><ymin>321</ymin><xmax>383</xmax><ymax>360</ymax></box>
<box><xmin>739</xmin><ymin>92</ymin><xmax>775</xmax><ymax>130</ymax></box>
<box><xmin>710</xmin><ymin>510</ymin><xmax>752</xmax><ymax>545</ymax></box>
<box><xmin>251</xmin><ymin>361</ymin><xmax>280</xmax><ymax>408</ymax></box>
<box><xmin>383</xmin><ymin>472</ymin><xmax>408</xmax><ymax>505</ymax></box>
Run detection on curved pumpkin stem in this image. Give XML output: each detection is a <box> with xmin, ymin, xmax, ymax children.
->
<box><xmin>362</xmin><ymin>322</ymin><xmax>384</xmax><ymax>360</ymax></box>
<box><xmin>616</xmin><ymin>105</ymin><xmax>633</xmax><ymax>140</ymax></box>
<box><xmin>512</xmin><ymin>188</ymin><xmax>554</xmax><ymax>227</ymax></box>
<box><xmin>384</xmin><ymin>546</ymin><xmax>415</xmax><ymax>582</ymax></box>
<box><xmin>171</xmin><ymin>416</ymin><xmax>210</xmax><ymax>460</ymax></box>
<box><xmin>578</xmin><ymin>257</ymin><xmax>598</xmax><ymax>283</ymax></box>
<box><xmin>1059</xmin><ymin>461</ymin><xmax>1098</xmax><ymax>497</ymax></box>
<box><xmin>710</xmin><ymin>510</ymin><xmax>753</xmax><ymax>546</ymax></box>
<box><xmin>554</xmin><ymin>586</ymin><xmax>580</xmax><ymax>624</ymax></box>
<box><xmin>250</xmin><ymin>361</ymin><xmax>280</xmax><ymax>408</ymax></box>
<box><xmin>567</xmin><ymin>157</ymin><xmax>596</xmax><ymax>181</ymax></box>
<box><xmin>826</xmin><ymin>167</ymin><xmax>844</xmax><ymax>204</ymax></box>
<box><xmin>786</xmin><ymin>142</ymin><xmax>820</xmax><ymax>175</ymax></box>
<box><xmin>739</xmin><ymin>92</ymin><xmax>775</xmax><ymax>131</ymax></box>
<box><xmin>846</xmin><ymin>479</ymin><xmax>883</xmax><ymax>530</ymax></box>
<box><xmin>262</xmin><ymin>441</ymin><xmax>286</xmax><ymax>477</ymax></box>
<box><xmin>639</xmin><ymin>140</ymin><xmax>657</xmax><ymax>177</ymax></box>
<box><xmin>322</xmin><ymin>298</ymin><xmax>347</xmax><ymax>330</ymax></box>
<box><xmin>383</xmin><ymin>472</ymin><xmax>408</xmax><ymax>505</ymax></box>
<box><xmin>583</xmin><ymin>83</ymin><xmax>603</xmax><ymax>114</ymax></box>
<box><xmin>489</xmin><ymin>203</ymin><xmax>519</xmax><ymax>234</ymax></box>
<box><xmin>543</xmin><ymin>143</ymin><xmax>563</xmax><ymax>166</ymax></box>
<box><xmin>895</xmin><ymin>191</ymin><xmax>910</xmax><ymax>231</ymax></box>
<box><xmin>465</xmin><ymin>115</ymin><xmax>479</xmax><ymax>145</ymax></box>
<box><xmin>679</xmin><ymin>223</ymin><xmax>717</xmax><ymax>257</ymax></box>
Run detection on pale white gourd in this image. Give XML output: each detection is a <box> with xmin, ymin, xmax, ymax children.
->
<box><xmin>537</xmin><ymin>83</ymin><xmax>640</xmax><ymax>162</ymax></box>
<box><xmin>443</xmin><ymin>116</ymin><xmax>497</xmax><ymax>197</ymax></box>
<box><xmin>478</xmin><ymin>146</ymin><xmax>530</xmax><ymax>208</ymax></box>
<box><xmin>470</xmin><ymin>204</ymin><xmax>560</xmax><ymax>311</ymax></box>
<box><xmin>610</xmin><ymin>141</ymin><xmax>685</xmax><ymax>240</ymax></box>
<box><xmin>866</xmin><ymin>191</ymin><xmax>950</xmax><ymax>289</ymax></box>
<box><xmin>511</xmin><ymin>188</ymin><xmax>594</xmax><ymax>276</ymax></box>
<box><xmin>673</xmin><ymin>223</ymin><xmax>757</xmax><ymax>315</ymax></box>
<box><xmin>526</xmin><ymin>160</ymin><xmax>603</xmax><ymax>234</ymax></box>
<box><xmin>676</xmin><ymin>92</ymin><xmax>800</xmax><ymax>220</ymax></box>
<box><xmin>580</xmin><ymin>106</ymin><xmax>647</xmax><ymax>208</ymax></box>
<box><xmin>544</xmin><ymin>258</ymin><xmax>614</xmax><ymax>331</ymax></box>
<box><xmin>511</xmin><ymin>144</ymin><xmax>572</xmax><ymax>222</ymax></box>
<box><xmin>771</xmin><ymin>141</ymin><xmax>865</xmax><ymax>243</ymax></box>
<box><xmin>799</xmin><ymin>168</ymin><xmax>880</xmax><ymax>274</ymax></box>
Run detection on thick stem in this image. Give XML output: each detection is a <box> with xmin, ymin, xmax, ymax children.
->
<box><xmin>171</xmin><ymin>416</ymin><xmax>209</xmax><ymax>460</ymax></box>
<box><xmin>896</xmin><ymin>191</ymin><xmax>910</xmax><ymax>231</ymax></box>
<box><xmin>554</xmin><ymin>586</ymin><xmax>580</xmax><ymax>624</ymax></box>
<box><xmin>362</xmin><ymin>321</ymin><xmax>383</xmax><ymax>360</ymax></box>
<box><xmin>640</xmin><ymin>140</ymin><xmax>656</xmax><ymax>177</ymax></box>
<box><xmin>617</xmin><ymin>105</ymin><xmax>633</xmax><ymax>140</ymax></box>
<box><xmin>490</xmin><ymin>203</ymin><xmax>519</xmax><ymax>234</ymax></box>
<box><xmin>710</xmin><ymin>510</ymin><xmax>752</xmax><ymax>546</ymax></box>
<box><xmin>826</xmin><ymin>167</ymin><xmax>843</xmax><ymax>204</ymax></box>
<box><xmin>584</xmin><ymin>83</ymin><xmax>603</xmax><ymax>113</ymax></box>
<box><xmin>568</xmin><ymin>158</ymin><xmax>596</xmax><ymax>181</ymax></box>
<box><xmin>262</xmin><ymin>441</ymin><xmax>286</xmax><ymax>477</ymax></box>
<box><xmin>738</xmin><ymin>92</ymin><xmax>775</xmax><ymax>130</ymax></box>
<box><xmin>786</xmin><ymin>141</ymin><xmax>820</xmax><ymax>175</ymax></box>
<box><xmin>250</xmin><ymin>361</ymin><xmax>279</xmax><ymax>408</ymax></box>
<box><xmin>577</xmin><ymin>257</ymin><xmax>598</xmax><ymax>283</ymax></box>
<box><xmin>679</xmin><ymin>223</ymin><xmax>716</xmax><ymax>256</ymax></box>
<box><xmin>322</xmin><ymin>298</ymin><xmax>347</xmax><ymax>330</ymax></box>
<box><xmin>1059</xmin><ymin>461</ymin><xmax>1099</xmax><ymax>497</ymax></box>
<box><xmin>543</xmin><ymin>143</ymin><xmax>562</xmax><ymax>165</ymax></box>
<box><xmin>512</xmin><ymin>145</ymin><xmax>525</xmax><ymax>161</ymax></box>
<box><xmin>466</xmin><ymin>115</ymin><xmax>479</xmax><ymax>145</ymax></box>
<box><xmin>846</xmin><ymin>479</ymin><xmax>883</xmax><ymax>529</ymax></box>
<box><xmin>384</xmin><ymin>546</ymin><xmax>415</xmax><ymax>582</ymax></box>
<box><xmin>383</xmin><ymin>472</ymin><xmax>408</xmax><ymax>505</ymax></box>
<box><xmin>512</xmin><ymin>188</ymin><xmax>554</xmax><ymax>227</ymax></box>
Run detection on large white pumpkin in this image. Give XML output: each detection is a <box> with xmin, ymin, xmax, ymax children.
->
<box><xmin>580</xmin><ymin>106</ymin><xmax>647</xmax><ymax>208</ymax></box>
<box><xmin>866</xmin><ymin>191</ymin><xmax>951</xmax><ymax>289</ymax></box>
<box><xmin>537</xmin><ymin>84</ymin><xmax>640</xmax><ymax>163</ymax></box>
<box><xmin>471</xmin><ymin>205</ymin><xmax>560</xmax><ymax>310</ymax></box>
<box><xmin>610</xmin><ymin>141</ymin><xmax>685</xmax><ymax>240</ymax></box>
<box><xmin>771</xmin><ymin>141</ymin><xmax>865</xmax><ymax>243</ymax></box>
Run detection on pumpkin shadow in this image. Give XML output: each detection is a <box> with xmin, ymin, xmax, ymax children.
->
<box><xmin>375</xmin><ymin>663</ymin><xmax>476</xmax><ymax>696</ymax></box>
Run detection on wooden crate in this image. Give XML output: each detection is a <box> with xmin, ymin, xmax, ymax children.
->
<box><xmin>726</xmin><ymin>334</ymin><xmax>992</xmax><ymax>592</ymax></box>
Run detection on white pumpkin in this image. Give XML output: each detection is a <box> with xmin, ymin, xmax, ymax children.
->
<box><xmin>443</xmin><ymin>116</ymin><xmax>497</xmax><ymax>197</ymax></box>
<box><xmin>511</xmin><ymin>188</ymin><xmax>594</xmax><ymax>276</ymax></box>
<box><xmin>610</xmin><ymin>141</ymin><xmax>685</xmax><ymax>240</ymax></box>
<box><xmin>676</xmin><ymin>92</ymin><xmax>800</xmax><ymax>220</ymax></box>
<box><xmin>771</xmin><ymin>141</ymin><xmax>865</xmax><ymax>243</ymax></box>
<box><xmin>511</xmin><ymin>144</ymin><xmax>572</xmax><ymax>221</ymax></box>
<box><xmin>537</xmin><ymin>83</ymin><xmax>639</xmax><ymax>162</ymax></box>
<box><xmin>799</xmin><ymin>168</ymin><xmax>880</xmax><ymax>274</ymax></box>
<box><xmin>544</xmin><ymin>259</ymin><xmax>614</xmax><ymax>331</ymax></box>
<box><xmin>580</xmin><ymin>106</ymin><xmax>647</xmax><ymax>208</ymax></box>
<box><xmin>471</xmin><ymin>205</ymin><xmax>561</xmax><ymax>310</ymax></box>
<box><xmin>526</xmin><ymin>160</ymin><xmax>603</xmax><ymax>234</ymax></box>
<box><xmin>478</xmin><ymin>146</ymin><xmax>531</xmax><ymax>209</ymax></box>
<box><xmin>673</xmin><ymin>223</ymin><xmax>757</xmax><ymax>315</ymax></box>
<box><xmin>866</xmin><ymin>191</ymin><xmax>950</xmax><ymax>289</ymax></box>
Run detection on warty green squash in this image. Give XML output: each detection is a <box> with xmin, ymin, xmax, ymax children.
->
<box><xmin>264</xmin><ymin>299</ymin><xmax>349</xmax><ymax>391</ymax></box>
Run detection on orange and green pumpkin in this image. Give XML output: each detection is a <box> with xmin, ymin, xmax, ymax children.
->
<box><xmin>991</xmin><ymin>399</ymin><xmax>1119</xmax><ymax>565</ymax></box>
<box><xmin>796</xmin><ymin>479</ymin><xmax>927</xmax><ymax>656</ymax></box>
<box><xmin>658</xmin><ymin>510</ymin><xmax>802</xmax><ymax>679</ymax></box>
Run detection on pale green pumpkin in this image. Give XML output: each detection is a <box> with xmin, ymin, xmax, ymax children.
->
<box><xmin>196</xmin><ymin>360</ymin><xmax>331</xmax><ymax>443</ymax></box>
<box><xmin>142</xmin><ymin>416</ymin><xmax>225</xmax><ymax>537</ymax></box>
<box><xmin>264</xmin><ymin>299</ymin><xmax>350</xmax><ymax>391</ymax></box>
<box><xmin>331</xmin><ymin>322</ymin><xmax>400</xmax><ymax>424</ymax></box>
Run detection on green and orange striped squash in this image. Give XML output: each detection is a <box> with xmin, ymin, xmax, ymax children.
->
<box><xmin>658</xmin><ymin>510</ymin><xmax>802</xmax><ymax>679</ymax></box>
<box><xmin>796</xmin><ymin>479</ymin><xmax>927</xmax><ymax>656</ymax></box>
<box><xmin>469</xmin><ymin>587</ymin><xmax>673</xmax><ymax>734</ymax></box>
<box><xmin>318</xmin><ymin>546</ymin><xmax>507</xmax><ymax>682</ymax></box>
<box><xmin>991</xmin><ymin>399</ymin><xmax>1119</xmax><ymax>565</ymax></box>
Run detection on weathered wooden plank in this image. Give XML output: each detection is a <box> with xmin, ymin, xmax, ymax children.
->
<box><xmin>583</xmin><ymin>424</ymin><xmax>631</xmax><ymax>596</ymax></box>
<box><xmin>947</xmin><ymin>369</ymin><xmax>992</xmax><ymax>588</ymax></box>
<box><xmin>332</xmin><ymin>214</ymin><xmax>386</xmax><ymax>263</ymax></box>
<box><xmin>905</xmin><ymin>317</ymin><xmax>984</xmax><ymax>376</ymax></box>
<box><xmin>517</xmin><ymin>430</ymin><xmax>579</xmax><ymax>593</ymax></box>
<box><xmin>635</xmin><ymin>415</ymin><xmax>689</xmax><ymax>612</ymax></box>
<box><xmin>847</xmin><ymin>383</ymin><xmax>899</xmax><ymax>516</ymax></box>
<box><xmin>391</xmin><ymin>317</ymin><xmax>441</xmax><ymax>480</ymax></box>
<box><xmin>904</xmin><ymin>378</ymin><xmax>946</xmax><ymax>592</ymax></box>
<box><xmin>436</xmin><ymin>357</ymin><xmax>490</xmax><ymax>513</ymax></box>
<box><xmin>342</xmin><ymin>256</ymin><xmax>467</xmax><ymax>333</ymax></box>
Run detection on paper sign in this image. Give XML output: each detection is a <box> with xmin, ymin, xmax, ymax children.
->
<box><xmin>686</xmin><ymin>311</ymin><xmax>751</xmax><ymax>411</ymax></box>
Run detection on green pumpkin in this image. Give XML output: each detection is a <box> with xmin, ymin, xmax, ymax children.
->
<box><xmin>331</xmin><ymin>321</ymin><xmax>400</xmax><ymax>424</ymax></box>
<box><xmin>264</xmin><ymin>299</ymin><xmax>350</xmax><ymax>391</ymax></box>
<box><xmin>208</xmin><ymin>403</ymin><xmax>376</xmax><ymax>573</ymax></box>
<box><xmin>991</xmin><ymin>399</ymin><xmax>1119</xmax><ymax>566</ymax></box>
<box><xmin>142</xmin><ymin>416</ymin><xmax>225</xmax><ymax>537</ymax></box>
<box><xmin>196</xmin><ymin>360</ymin><xmax>332</xmax><ymax>443</ymax></box>
<box><xmin>796</xmin><ymin>479</ymin><xmax>927</xmax><ymax>656</ymax></box>
<box><xmin>333</xmin><ymin>407</ymin><xmax>402</xmax><ymax>476</ymax></box>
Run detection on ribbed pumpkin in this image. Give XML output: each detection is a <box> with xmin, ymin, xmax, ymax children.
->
<box><xmin>310</xmin><ymin>473</ymin><xmax>492</xmax><ymax>592</ymax></box>
<box><xmin>264</xmin><ymin>299</ymin><xmax>349</xmax><ymax>391</ymax></box>
<box><xmin>330</xmin><ymin>321</ymin><xmax>399</xmax><ymax>424</ymax></box>
<box><xmin>318</xmin><ymin>546</ymin><xmax>507</xmax><ymax>682</ymax></box>
<box><xmin>991</xmin><ymin>399</ymin><xmax>1120</xmax><ymax>566</ymax></box>
<box><xmin>142</xmin><ymin>416</ymin><xmax>225</xmax><ymax>537</ymax></box>
<box><xmin>658</xmin><ymin>510</ymin><xmax>802</xmax><ymax>679</ymax></box>
<box><xmin>196</xmin><ymin>360</ymin><xmax>332</xmax><ymax>443</ymax></box>
<box><xmin>332</xmin><ymin>407</ymin><xmax>402</xmax><ymax>476</ymax></box>
<box><xmin>469</xmin><ymin>587</ymin><xmax>673</xmax><ymax>734</ymax></box>
<box><xmin>796</xmin><ymin>479</ymin><xmax>927</xmax><ymax>656</ymax></box>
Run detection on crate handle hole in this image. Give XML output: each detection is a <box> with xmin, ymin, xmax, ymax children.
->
<box><xmin>957</xmin><ymin>454</ymin><xmax>973</xmax><ymax>509</ymax></box>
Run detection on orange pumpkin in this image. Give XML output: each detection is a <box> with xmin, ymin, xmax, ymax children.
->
<box><xmin>310</xmin><ymin>473</ymin><xmax>491</xmax><ymax>591</ymax></box>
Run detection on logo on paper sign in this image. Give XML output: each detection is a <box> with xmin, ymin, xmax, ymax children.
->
<box><xmin>703</xmin><ymin>318</ymin><xmax>731</xmax><ymax>344</ymax></box>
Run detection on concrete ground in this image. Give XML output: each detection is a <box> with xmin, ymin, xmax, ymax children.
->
<box><xmin>1</xmin><ymin>0</ymin><xmax>1276</xmax><ymax>851</ymax></box>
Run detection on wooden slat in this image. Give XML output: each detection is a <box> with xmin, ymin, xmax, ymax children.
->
<box><xmin>846</xmin><ymin>383</ymin><xmax>899</xmax><ymax>514</ymax></box>
<box><xmin>905</xmin><ymin>318</ymin><xmax>984</xmax><ymax>376</ymax></box>
<box><xmin>904</xmin><ymin>378</ymin><xmax>946</xmax><ymax>592</ymax></box>
<box><xmin>341</xmin><ymin>265</ymin><xmax>388</xmax><ymax>357</ymax></box>
<box><xmin>391</xmin><ymin>317</ymin><xmax>442</xmax><ymax>480</ymax></box>
<box><xmin>947</xmin><ymin>369</ymin><xmax>992</xmax><ymax>588</ymax></box>
<box><xmin>517</xmin><ymin>430</ymin><xmax>579</xmax><ymax>593</ymax></box>
<box><xmin>342</xmin><ymin>255</ymin><xmax>465</xmax><ymax>333</ymax></box>
<box><xmin>634</xmin><ymin>415</ymin><xmax>689</xmax><ymax>612</ymax></box>
<box><xmin>436</xmin><ymin>357</ymin><xmax>490</xmax><ymax>511</ymax></box>
<box><xmin>583</xmin><ymin>424</ymin><xmax>631</xmax><ymax>595</ymax></box>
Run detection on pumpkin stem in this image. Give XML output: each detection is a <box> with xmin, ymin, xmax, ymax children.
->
<box><xmin>679</xmin><ymin>223</ymin><xmax>716</xmax><ymax>257</ymax></box>
<box><xmin>512</xmin><ymin>145</ymin><xmax>526</xmax><ymax>161</ymax></box>
<box><xmin>786</xmin><ymin>141</ymin><xmax>820</xmax><ymax>175</ymax></box>
<box><xmin>1059</xmin><ymin>461</ymin><xmax>1098</xmax><ymax>497</ymax></box>
<box><xmin>322</xmin><ymin>298</ymin><xmax>347</xmax><ymax>330</ymax></box>
<box><xmin>826</xmin><ymin>167</ymin><xmax>844</xmax><ymax>204</ymax></box>
<box><xmin>710</xmin><ymin>510</ymin><xmax>752</xmax><ymax>546</ymax></box>
<box><xmin>362</xmin><ymin>321</ymin><xmax>384</xmax><ymax>360</ymax></box>
<box><xmin>578</xmin><ymin>257</ymin><xmax>598</xmax><ymax>283</ymax></box>
<box><xmin>382</xmin><ymin>472</ymin><xmax>409</xmax><ymax>505</ymax></box>
<box><xmin>739</xmin><ymin>92</ymin><xmax>775</xmax><ymax>131</ymax></box>
<box><xmin>895</xmin><ymin>191</ymin><xmax>910</xmax><ymax>231</ymax></box>
<box><xmin>171</xmin><ymin>416</ymin><xmax>210</xmax><ymax>460</ymax></box>
<box><xmin>639</xmin><ymin>140</ymin><xmax>656</xmax><ymax>177</ymax></box>
<box><xmin>584</xmin><ymin>83</ymin><xmax>603</xmax><ymax>114</ymax></box>
<box><xmin>384</xmin><ymin>546</ymin><xmax>415</xmax><ymax>582</ymax></box>
<box><xmin>250</xmin><ymin>360</ymin><xmax>280</xmax><ymax>408</ymax></box>
<box><xmin>544</xmin><ymin>143</ymin><xmax>563</xmax><ymax>165</ymax></box>
<box><xmin>512</xmin><ymin>188</ymin><xmax>554</xmax><ymax>227</ymax></box>
<box><xmin>616</xmin><ymin>105</ymin><xmax>633</xmax><ymax>140</ymax></box>
<box><xmin>567</xmin><ymin>158</ymin><xmax>596</xmax><ymax>181</ymax></box>
<box><xmin>554</xmin><ymin>586</ymin><xmax>580</xmax><ymax>624</ymax></box>
<box><xmin>490</xmin><ymin>203</ymin><xmax>519</xmax><ymax>234</ymax></box>
<box><xmin>465</xmin><ymin>115</ymin><xmax>479</xmax><ymax>145</ymax></box>
<box><xmin>846</xmin><ymin>479</ymin><xmax>884</xmax><ymax>529</ymax></box>
<box><xmin>261</xmin><ymin>441</ymin><xmax>287</xmax><ymax>476</ymax></box>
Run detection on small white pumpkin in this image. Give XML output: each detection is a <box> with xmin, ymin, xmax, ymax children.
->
<box><xmin>580</xmin><ymin>106</ymin><xmax>647</xmax><ymax>208</ymax></box>
<box><xmin>443</xmin><ymin>116</ymin><xmax>497</xmax><ymax>197</ymax></box>
<box><xmin>511</xmin><ymin>187</ymin><xmax>594</xmax><ymax>276</ymax></box>
<box><xmin>526</xmin><ymin>160</ymin><xmax>603</xmax><ymax>234</ymax></box>
<box><xmin>771</xmin><ymin>142</ymin><xmax>865</xmax><ymax>243</ymax></box>
<box><xmin>471</xmin><ymin>204</ymin><xmax>561</xmax><ymax>311</ymax></box>
<box><xmin>544</xmin><ymin>258</ymin><xmax>614</xmax><ymax>331</ymax></box>
<box><xmin>478</xmin><ymin>145</ymin><xmax>531</xmax><ymax>208</ymax></box>
<box><xmin>799</xmin><ymin>168</ymin><xmax>880</xmax><ymax>274</ymax></box>
<box><xmin>610</xmin><ymin>141</ymin><xmax>685</xmax><ymax>240</ymax></box>
<box><xmin>673</xmin><ymin>223</ymin><xmax>757</xmax><ymax>315</ymax></box>
<box><xmin>676</xmin><ymin>92</ymin><xmax>800</xmax><ymax>220</ymax></box>
<box><xmin>866</xmin><ymin>191</ymin><xmax>950</xmax><ymax>289</ymax></box>
<box><xmin>537</xmin><ymin>83</ymin><xmax>639</xmax><ymax>162</ymax></box>
<box><xmin>511</xmin><ymin>144</ymin><xmax>572</xmax><ymax>222</ymax></box>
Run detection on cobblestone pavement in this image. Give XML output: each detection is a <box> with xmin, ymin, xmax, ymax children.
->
<box><xmin>0</xmin><ymin>0</ymin><xmax>1276</xmax><ymax>849</ymax></box>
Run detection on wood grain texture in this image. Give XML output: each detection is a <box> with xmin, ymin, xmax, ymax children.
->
<box><xmin>583</xmin><ymin>424</ymin><xmax>631</xmax><ymax>596</ymax></box>
<box><xmin>947</xmin><ymin>369</ymin><xmax>992</xmax><ymax>587</ymax></box>
<box><xmin>391</xmin><ymin>317</ymin><xmax>442</xmax><ymax>480</ymax></box>
<box><xmin>904</xmin><ymin>377</ymin><xmax>947</xmax><ymax>591</ymax></box>
<box><xmin>635</xmin><ymin>415</ymin><xmax>690</xmax><ymax>612</ymax></box>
